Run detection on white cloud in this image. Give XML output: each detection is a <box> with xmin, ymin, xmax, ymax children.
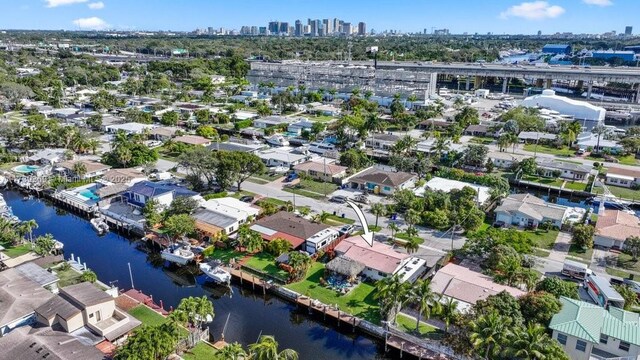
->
<box><xmin>45</xmin><ymin>0</ymin><xmax>87</xmax><ymax>8</ymax></box>
<box><xmin>500</xmin><ymin>1</ymin><xmax>565</xmax><ymax>20</ymax></box>
<box><xmin>88</xmin><ymin>1</ymin><xmax>104</xmax><ymax>9</ymax></box>
<box><xmin>582</xmin><ymin>0</ymin><xmax>613</xmax><ymax>6</ymax></box>
<box><xmin>72</xmin><ymin>17</ymin><xmax>109</xmax><ymax>30</ymax></box>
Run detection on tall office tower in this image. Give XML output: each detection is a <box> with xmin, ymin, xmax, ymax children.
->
<box><xmin>207</xmin><ymin>27</ymin><xmax>214</xmax><ymax>35</ymax></box>
<box><xmin>259</xmin><ymin>27</ymin><xmax>267</xmax><ymax>35</ymax></box>
<box><xmin>240</xmin><ymin>26</ymin><xmax>250</xmax><ymax>35</ymax></box>
<box><xmin>268</xmin><ymin>21</ymin><xmax>280</xmax><ymax>35</ymax></box>
<box><xmin>319</xmin><ymin>24</ymin><xmax>326</xmax><ymax>37</ymax></box>
<box><xmin>279</xmin><ymin>22</ymin><xmax>289</xmax><ymax>35</ymax></box>
<box><xmin>358</xmin><ymin>22</ymin><xmax>366</xmax><ymax>36</ymax></box>
<box><xmin>332</xmin><ymin>18</ymin><xmax>340</xmax><ymax>34</ymax></box>
<box><xmin>310</xmin><ymin>20</ymin><xmax>317</xmax><ymax>36</ymax></box>
<box><xmin>342</xmin><ymin>22</ymin><xmax>351</xmax><ymax>35</ymax></box>
<box><xmin>303</xmin><ymin>25</ymin><xmax>311</xmax><ymax>35</ymax></box>
<box><xmin>323</xmin><ymin>19</ymin><xmax>331</xmax><ymax>35</ymax></box>
<box><xmin>307</xmin><ymin>18</ymin><xmax>312</xmax><ymax>26</ymax></box>
<box><xmin>537</xmin><ymin>30</ymin><xmax>542</xmax><ymax>36</ymax></box>
<box><xmin>294</xmin><ymin>20</ymin><xmax>303</xmax><ymax>37</ymax></box>
<box><xmin>251</xmin><ymin>26</ymin><xmax>258</xmax><ymax>35</ymax></box>
<box><xmin>626</xmin><ymin>26</ymin><xmax>633</xmax><ymax>36</ymax></box>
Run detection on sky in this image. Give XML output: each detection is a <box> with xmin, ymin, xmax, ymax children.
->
<box><xmin>0</xmin><ymin>0</ymin><xmax>638</xmax><ymax>35</ymax></box>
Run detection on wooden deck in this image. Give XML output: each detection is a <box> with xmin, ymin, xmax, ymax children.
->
<box><xmin>121</xmin><ymin>289</ymin><xmax>170</xmax><ymax>315</ymax></box>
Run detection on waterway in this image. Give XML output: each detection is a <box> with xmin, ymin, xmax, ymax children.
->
<box><xmin>3</xmin><ymin>189</ymin><xmax>392</xmax><ymax>360</ymax></box>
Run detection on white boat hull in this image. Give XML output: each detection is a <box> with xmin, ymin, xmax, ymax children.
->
<box><xmin>200</xmin><ymin>263</ymin><xmax>231</xmax><ymax>283</ymax></box>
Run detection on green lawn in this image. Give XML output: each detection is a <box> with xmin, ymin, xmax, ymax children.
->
<box><xmin>285</xmin><ymin>262</ymin><xmax>380</xmax><ymax>324</ymax></box>
<box><xmin>229</xmin><ymin>190</ymin><xmax>258</xmax><ymax>199</ymax></box>
<box><xmin>308</xmin><ymin>114</ymin><xmax>336</xmax><ymax>122</ymax></box>
<box><xmin>613</xmin><ymin>253</ymin><xmax>640</xmax><ymax>274</ymax></box>
<box><xmin>618</xmin><ymin>155</ymin><xmax>639</xmax><ymax>166</ymax></box>
<box><xmin>128</xmin><ymin>305</ymin><xmax>168</xmax><ymax>326</ymax></box>
<box><xmin>256</xmin><ymin>197</ymin><xmax>287</xmax><ymax>207</ymax></box>
<box><xmin>182</xmin><ymin>342</ymin><xmax>217</xmax><ymax>360</ymax></box>
<box><xmin>51</xmin><ymin>265</ymin><xmax>84</xmax><ymax>288</ymax></box>
<box><xmin>523</xmin><ymin>144</ymin><xmax>574</xmax><ymax>157</ymax></box>
<box><xmin>532</xmin><ymin>248</ymin><xmax>551</xmax><ymax>257</ymax></box>
<box><xmin>253</xmin><ymin>172</ymin><xmax>283</xmax><ymax>182</ymax></box>
<box><xmin>323</xmin><ymin>214</ymin><xmax>355</xmax><ymax>226</ymax></box>
<box><xmin>469</xmin><ymin>137</ymin><xmax>495</xmax><ymax>145</ymax></box>
<box><xmin>282</xmin><ymin>187</ymin><xmax>325</xmax><ymax>200</ymax></box>
<box><xmin>206</xmin><ymin>248</ymin><xmax>245</xmax><ymax>263</ymax></box>
<box><xmin>606</xmin><ymin>267</ymin><xmax>633</xmax><ymax>279</ymax></box>
<box><xmin>568</xmin><ymin>244</ymin><xmax>594</xmax><ymax>261</ymax></box>
<box><xmin>564</xmin><ymin>181</ymin><xmax>589</xmax><ymax>191</ymax></box>
<box><xmin>525</xmin><ymin>229</ymin><xmax>559</xmax><ymax>250</ymax></box>
<box><xmin>395</xmin><ymin>314</ymin><xmax>442</xmax><ymax>340</ymax></box>
<box><xmin>0</xmin><ymin>241</ymin><xmax>32</xmax><ymax>258</ymax></box>
<box><xmin>521</xmin><ymin>174</ymin><xmax>564</xmax><ymax>188</ymax></box>
<box><xmin>247</xmin><ymin>177</ymin><xmax>270</xmax><ymax>185</ymax></box>
<box><xmin>395</xmin><ymin>233</ymin><xmax>425</xmax><ymax>244</ymax></box>
<box><xmin>593</xmin><ymin>185</ymin><xmax>640</xmax><ymax>201</ymax></box>
<box><xmin>243</xmin><ymin>252</ymin><xmax>289</xmax><ymax>280</ymax></box>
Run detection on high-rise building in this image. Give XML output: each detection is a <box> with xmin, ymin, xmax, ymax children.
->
<box><xmin>240</xmin><ymin>26</ymin><xmax>251</xmax><ymax>35</ymax></box>
<box><xmin>251</xmin><ymin>26</ymin><xmax>258</xmax><ymax>35</ymax></box>
<box><xmin>303</xmin><ymin>25</ymin><xmax>311</xmax><ymax>35</ymax></box>
<box><xmin>323</xmin><ymin>19</ymin><xmax>331</xmax><ymax>35</ymax></box>
<box><xmin>268</xmin><ymin>21</ymin><xmax>280</xmax><ymax>35</ymax></box>
<box><xmin>259</xmin><ymin>27</ymin><xmax>267</xmax><ymax>35</ymax></box>
<box><xmin>332</xmin><ymin>18</ymin><xmax>340</xmax><ymax>34</ymax></box>
<box><xmin>207</xmin><ymin>27</ymin><xmax>214</xmax><ymax>35</ymax></box>
<box><xmin>626</xmin><ymin>26</ymin><xmax>633</xmax><ymax>36</ymax></box>
<box><xmin>310</xmin><ymin>20</ymin><xmax>317</xmax><ymax>36</ymax></box>
<box><xmin>279</xmin><ymin>22</ymin><xmax>289</xmax><ymax>35</ymax></box>
<box><xmin>294</xmin><ymin>20</ymin><xmax>303</xmax><ymax>37</ymax></box>
<box><xmin>358</xmin><ymin>22</ymin><xmax>366</xmax><ymax>36</ymax></box>
<box><xmin>537</xmin><ymin>30</ymin><xmax>542</xmax><ymax>36</ymax></box>
<box><xmin>341</xmin><ymin>22</ymin><xmax>351</xmax><ymax>35</ymax></box>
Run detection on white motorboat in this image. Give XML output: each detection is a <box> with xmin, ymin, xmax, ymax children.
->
<box><xmin>90</xmin><ymin>216</ymin><xmax>109</xmax><ymax>234</ymax></box>
<box><xmin>161</xmin><ymin>243</ymin><xmax>195</xmax><ymax>266</ymax></box>
<box><xmin>308</xmin><ymin>141</ymin><xmax>336</xmax><ymax>155</ymax></box>
<box><xmin>265</xmin><ymin>135</ymin><xmax>289</xmax><ymax>147</ymax></box>
<box><xmin>0</xmin><ymin>176</ymin><xmax>7</xmax><ymax>187</ymax></box>
<box><xmin>200</xmin><ymin>260</ymin><xmax>231</xmax><ymax>284</ymax></box>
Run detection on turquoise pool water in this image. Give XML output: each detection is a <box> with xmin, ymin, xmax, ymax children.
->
<box><xmin>13</xmin><ymin>165</ymin><xmax>41</xmax><ymax>174</ymax></box>
<box><xmin>78</xmin><ymin>189</ymin><xmax>100</xmax><ymax>200</ymax></box>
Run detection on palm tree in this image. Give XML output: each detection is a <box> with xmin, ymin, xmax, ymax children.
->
<box><xmin>19</xmin><ymin>219</ymin><xmax>38</xmax><ymax>244</ymax></box>
<box><xmin>470</xmin><ymin>312</ymin><xmax>512</xmax><ymax>360</ymax></box>
<box><xmin>216</xmin><ymin>342</ymin><xmax>247</xmax><ymax>360</ymax></box>
<box><xmin>364</xmin><ymin>113</ymin><xmax>386</xmax><ymax>134</ymax></box>
<box><xmin>244</xmin><ymin>231</ymin><xmax>264</xmax><ymax>253</ymax></box>
<box><xmin>73</xmin><ymin>161</ymin><xmax>87</xmax><ymax>180</ymax></box>
<box><xmin>436</xmin><ymin>296</ymin><xmax>458</xmax><ymax>333</ymax></box>
<box><xmin>410</xmin><ymin>279</ymin><xmax>436</xmax><ymax>332</ymax></box>
<box><xmin>298</xmin><ymin>207</ymin><xmax>310</xmax><ymax>217</ymax></box>
<box><xmin>288</xmin><ymin>251</ymin><xmax>312</xmax><ymax>282</ymax></box>
<box><xmin>34</xmin><ymin>234</ymin><xmax>57</xmax><ymax>256</ymax></box>
<box><xmin>370</xmin><ymin>203</ymin><xmax>386</xmax><ymax>228</ymax></box>
<box><xmin>388</xmin><ymin>222</ymin><xmax>400</xmax><ymax>240</ymax></box>
<box><xmin>170</xmin><ymin>296</ymin><xmax>215</xmax><ymax>330</ymax></box>
<box><xmin>403</xmin><ymin>239</ymin><xmax>420</xmax><ymax>254</ymax></box>
<box><xmin>374</xmin><ymin>274</ymin><xmax>411</xmax><ymax>324</ymax></box>
<box><xmin>592</xmin><ymin>124</ymin><xmax>607</xmax><ymax>154</ymax></box>
<box><xmin>249</xmin><ymin>335</ymin><xmax>298</xmax><ymax>360</ymax></box>
<box><xmin>504</xmin><ymin>323</ymin><xmax>552</xmax><ymax>360</ymax></box>
<box><xmin>404</xmin><ymin>208</ymin><xmax>421</xmax><ymax>233</ymax></box>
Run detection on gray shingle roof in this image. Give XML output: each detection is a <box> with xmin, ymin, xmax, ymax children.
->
<box><xmin>59</xmin><ymin>282</ymin><xmax>112</xmax><ymax>308</ymax></box>
<box><xmin>350</xmin><ymin>168</ymin><xmax>415</xmax><ymax>187</ymax></box>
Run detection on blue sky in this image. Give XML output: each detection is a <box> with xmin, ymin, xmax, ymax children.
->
<box><xmin>0</xmin><ymin>0</ymin><xmax>637</xmax><ymax>34</ymax></box>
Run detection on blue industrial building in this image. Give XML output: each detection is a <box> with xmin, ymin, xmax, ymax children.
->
<box><xmin>542</xmin><ymin>44</ymin><xmax>572</xmax><ymax>55</ymax></box>
<box><xmin>592</xmin><ymin>50</ymin><xmax>636</xmax><ymax>62</ymax></box>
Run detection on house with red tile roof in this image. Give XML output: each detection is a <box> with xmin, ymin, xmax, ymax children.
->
<box><xmin>250</xmin><ymin>212</ymin><xmax>339</xmax><ymax>252</ymax></box>
<box><xmin>595</xmin><ymin>209</ymin><xmax>640</xmax><ymax>248</ymax></box>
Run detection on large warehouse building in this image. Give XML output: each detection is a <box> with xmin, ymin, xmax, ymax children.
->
<box><xmin>521</xmin><ymin>89</ymin><xmax>606</xmax><ymax>122</ymax></box>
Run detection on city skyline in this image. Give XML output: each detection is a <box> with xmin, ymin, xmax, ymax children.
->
<box><xmin>0</xmin><ymin>0</ymin><xmax>638</xmax><ymax>35</ymax></box>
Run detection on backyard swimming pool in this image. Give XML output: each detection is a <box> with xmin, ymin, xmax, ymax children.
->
<box><xmin>78</xmin><ymin>189</ymin><xmax>100</xmax><ymax>200</ymax></box>
<box><xmin>12</xmin><ymin>165</ymin><xmax>41</xmax><ymax>174</ymax></box>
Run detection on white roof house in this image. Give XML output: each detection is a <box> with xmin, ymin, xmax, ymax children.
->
<box><xmin>257</xmin><ymin>148</ymin><xmax>308</xmax><ymax>167</ymax></box>
<box><xmin>414</xmin><ymin>177</ymin><xmax>490</xmax><ymax>204</ymax></box>
<box><xmin>104</xmin><ymin>122</ymin><xmax>156</xmax><ymax>135</ymax></box>
<box><xmin>201</xmin><ymin>197</ymin><xmax>260</xmax><ymax>223</ymax></box>
<box><xmin>521</xmin><ymin>89</ymin><xmax>606</xmax><ymax>122</ymax></box>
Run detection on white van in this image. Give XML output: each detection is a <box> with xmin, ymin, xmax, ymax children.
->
<box><xmin>562</xmin><ymin>259</ymin><xmax>592</xmax><ymax>280</ymax></box>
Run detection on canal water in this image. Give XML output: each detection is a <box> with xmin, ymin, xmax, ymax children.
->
<box><xmin>4</xmin><ymin>190</ymin><xmax>391</xmax><ymax>360</ymax></box>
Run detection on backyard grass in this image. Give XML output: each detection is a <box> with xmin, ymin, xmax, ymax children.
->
<box><xmin>128</xmin><ymin>305</ymin><xmax>168</xmax><ymax>327</ymax></box>
<box><xmin>523</xmin><ymin>144</ymin><xmax>574</xmax><ymax>157</ymax></box>
<box><xmin>525</xmin><ymin>229</ymin><xmax>559</xmax><ymax>250</ymax></box>
<box><xmin>182</xmin><ymin>342</ymin><xmax>218</xmax><ymax>360</ymax></box>
<box><xmin>521</xmin><ymin>174</ymin><xmax>564</xmax><ymax>188</ymax></box>
<box><xmin>568</xmin><ymin>244</ymin><xmax>594</xmax><ymax>261</ymax></box>
<box><xmin>613</xmin><ymin>253</ymin><xmax>640</xmax><ymax>274</ymax></box>
<box><xmin>205</xmin><ymin>247</ymin><xmax>245</xmax><ymax>264</ymax></box>
<box><xmin>243</xmin><ymin>252</ymin><xmax>289</xmax><ymax>281</ymax></box>
<box><xmin>563</xmin><ymin>181</ymin><xmax>589</xmax><ymax>191</ymax></box>
<box><xmin>51</xmin><ymin>265</ymin><xmax>84</xmax><ymax>288</ymax></box>
<box><xmin>593</xmin><ymin>185</ymin><xmax>640</xmax><ymax>201</ymax></box>
<box><xmin>395</xmin><ymin>232</ymin><xmax>425</xmax><ymax>244</ymax></box>
<box><xmin>395</xmin><ymin>314</ymin><xmax>442</xmax><ymax>340</ymax></box>
<box><xmin>0</xmin><ymin>241</ymin><xmax>32</xmax><ymax>258</ymax></box>
<box><xmin>285</xmin><ymin>262</ymin><xmax>381</xmax><ymax>324</ymax></box>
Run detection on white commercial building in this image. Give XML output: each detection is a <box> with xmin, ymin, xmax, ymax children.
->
<box><xmin>521</xmin><ymin>89</ymin><xmax>606</xmax><ymax>122</ymax></box>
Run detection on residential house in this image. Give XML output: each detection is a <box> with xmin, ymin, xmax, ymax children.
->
<box><xmin>174</xmin><ymin>135</ymin><xmax>212</xmax><ymax>147</ymax></box>
<box><xmin>348</xmin><ymin>167</ymin><xmax>416</xmax><ymax>195</ymax></box>
<box><xmin>101</xmin><ymin>168</ymin><xmax>147</xmax><ymax>186</ymax></box>
<box><xmin>250</xmin><ymin>212</ymin><xmax>338</xmax><ymax>251</ymax></box>
<box><xmin>293</xmin><ymin>160</ymin><xmax>348</xmax><ymax>183</ymax></box>
<box><xmin>517</xmin><ymin>131</ymin><xmax>557</xmax><ymax>144</ymax></box>
<box><xmin>257</xmin><ymin>148</ymin><xmax>308</xmax><ymax>168</ymax></box>
<box><xmin>430</xmin><ymin>263</ymin><xmax>525</xmax><ymax>312</ymax></box>
<box><xmin>26</xmin><ymin>148</ymin><xmax>68</xmax><ymax>165</ymax></box>
<box><xmin>0</xmin><ymin>325</ymin><xmax>105</xmax><ymax>360</ymax></box>
<box><xmin>536</xmin><ymin>159</ymin><xmax>592</xmax><ymax>180</ymax></box>
<box><xmin>14</xmin><ymin>263</ymin><xmax>60</xmax><ymax>295</ymax></box>
<box><xmin>253</xmin><ymin>116</ymin><xmax>291</xmax><ymax>129</ymax></box>
<box><xmin>287</xmin><ymin>118</ymin><xmax>315</xmax><ymax>136</ymax></box>
<box><xmin>56</xmin><ymin>160</ymin><xmax>111</xmax><ymax>180</ymax></box>
<box><xmin>124</xmin><ymin>180</ymin><xmax>201</xmax><ymax>208</ymax></box>
<box><xmin>549</xmin><ymin>297</ymin><xmax>640</xmax><ymax>360</ymax></box>
<box><xmin>605</xmin><ymin>167</ymin><xmax>640</xmax><ymax>189</ymax></box>
<box><xmin>365</xmin><ymin>133</ymin><xmax>400</xmax><ymax>157</ymax></box>
<box><xmin>307</xmin><ymin>102</ymin><xmax>341</xmax><ymax>116</ymax></box>
<box><xmin>415</xmin><ymin>177</ymin><xmax>491</xmax><ymax>204</ymax></box>
<box><xmin>233</xmin><ymin>110</ymin><xmax>259</xmax><ymax>121</ymax></box>
<box><xmin>594</xmin><ymin>210</ymin><xmax>640</xmax><ymax>248</ymax></box>
<box><xmin>494</xmin><ymin>193</ymin><xmax>569</xmax><ymax>228</ymax></box>
<box><xmin>35</xmin><ymin>282</ymin><xmax>140</xmax><ymax>341</ymax></box>
<box><xmin>332</xmin><ymin>236</ymin><xmax>426</xmax><ymax>282</ymax></box>
<box><xmin>489</xmin><ymin>151</ymin><xmax>527</xmax><ymax>169</ymax></box>
<box><xmin>104</xmin><ymin>122</ymin><xmax>156</xmax><ymax>135</ymax></box>
<box><xmin>0</xmin><ymin>267</ymin><xmax>55</xmax><ymax>336</ymax></box>
<box><xmin>576</xmin><ymin>133</ymin><xmax>622</xmax><ymax>154</ymax></box>
<box><xmin>149</xmin><ymin>126</ymin><xmax>179</xmax><ymax>141</ymax></box>
<box><xmin>208</xmin><ymin>141</ymin><xmax>265</xmax><ymax>153</ymax></box>
<box><xmin>196</xmin><ymin>197</ymin><xmax>261</xmax><ymax>235</ymax></box>
<box><xmin>416</xmin><ymin>119</ymin><xmax>453</xmax><ymax>131</ymax></box>
<box><xmin>464</xmin><ymin>124</ymin><xmax>490</xmax><ymax>137</ymax></box>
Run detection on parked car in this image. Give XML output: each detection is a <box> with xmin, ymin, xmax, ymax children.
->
<box><xmin>329</xmin><ymin>195</ymin><xmax>347</xmax><ymax>204</ymax></box>
<box><xmin>284</xmin><ymin>172</ymin><xmax>298</xmax><ymax>182</ymax></box>
<box><xmin>577</xmin><ymin>148</ymin><xmax>586</xmax><ymax>155</ymax></box>
<box><xmin>338</xmin><ymin>224</ymin><xmax>355</xmax><ymax>236</ymax></box>
<box><xmin>239</xmin><ymin>196</ymin><xmax>254</xmax><ymax>203</ymax></box>
<box><xmin>350</xmin><ymin>194</ymin><xmax>369</xmax><ymax>204</ymax></box>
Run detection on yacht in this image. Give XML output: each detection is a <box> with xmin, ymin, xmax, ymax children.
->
<box><xmin>265</xmin><ymin>135</ymin><xmax>289</xmax><ymax>147</ymax></box>
<box><xmin>90</xmin><ymin>216</ymin><xmax>109</xmax><ymax>235</ymax></box>
<box><xmin>161</xmin><ymin>242</ymin><xmax>196</xmax><ymax>266</ymax></box>
<box><xmin>200</xmin><ymin>260</ymin><xmax>231</xmax><ymax>284</ymax></box>
<box><xmin>308</xmin><ymin>141</ymin><xmax>336</xmax><ymax>155</ymax></box>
